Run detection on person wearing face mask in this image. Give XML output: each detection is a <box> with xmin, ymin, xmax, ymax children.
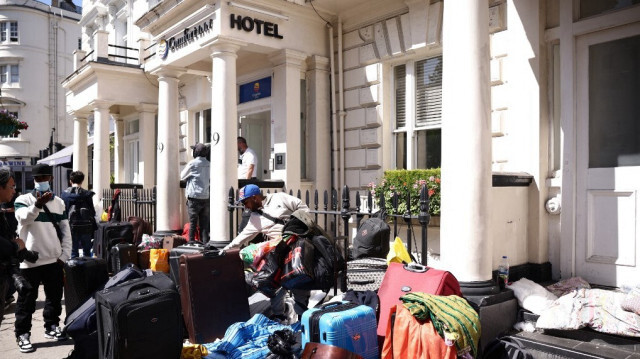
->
<box><xmin>13</xmin><ymin>163</ymin><xmax>72</xmax><ymax>352</ymax></box>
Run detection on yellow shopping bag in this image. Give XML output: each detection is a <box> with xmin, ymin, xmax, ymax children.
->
<box><xmin>181</xmin><ymin>343</ymin><xmax>209</xmax><ymax>359</ymax></box>
<box><xmin>150</xmin><ymin>248</ymin><xmax>170</xmax><ymax>273</ymax></box>
<box><xmin>387</xmin><ymin>237</ymin><xmax>412</xmax><ymax>265</ymax></box>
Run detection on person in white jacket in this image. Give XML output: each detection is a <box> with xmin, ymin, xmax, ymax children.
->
<box><xmin>14</xmin><ymin>163</ymin><xmax>71</xmax><ymax>353</ymax></box>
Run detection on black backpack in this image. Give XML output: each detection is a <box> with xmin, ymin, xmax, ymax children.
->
<box><xmin>65</xmin><ymin>188</ymin><xmax>97</xmax><ymax>235</ymax></box>
<box><xmin>351</xmin><ymin>217</ymin><xmax>390</xmax><ymax>259</ymax></box>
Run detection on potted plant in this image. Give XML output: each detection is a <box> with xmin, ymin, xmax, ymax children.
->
<box><xmin>368</xmin><ymin>169</ymin><xmax>441</xmax><ymax>223</ymax></box>
<box><xmin>0</xmin><ymin>109</ymin><xmax>28</xmax><ymax>136</ymax></box>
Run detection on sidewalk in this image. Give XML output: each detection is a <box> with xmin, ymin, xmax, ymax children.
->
<box><xmin>1</xmin><ymin>286</ymin><xmax>73</xmax><ymax>358</ymax></box>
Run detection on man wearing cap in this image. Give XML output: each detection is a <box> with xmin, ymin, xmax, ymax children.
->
<box><xmin>14</xmin><ymin>163</ymin><xmax>72</xmax><ymax>352</ymax></box>
<box><xmin>225</xmin><ymin>184</ymin><xmax>309</xmax><ymax>323</ymax></box>
<box><xmin>180</xmin><ymin>143</ymin><xmax>210</xmax><ymax>243</ymax></box>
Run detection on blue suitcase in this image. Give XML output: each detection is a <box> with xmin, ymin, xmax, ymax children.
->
<box><xmin>301</xmin><ymin>301</ymin><xmax>378</xmax><ymax>359</ymax></box>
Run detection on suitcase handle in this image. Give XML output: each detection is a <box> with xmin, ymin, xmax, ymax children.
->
<box><xmin>318</xmin><ymin>301</ymin><xmax>344</xmax><ymax>310</ymax></box>
<box><xmin>202</xmin><ymin>249</ymin><xmax>224</xmax><ymax>258</ymax></box>
<box><xmin>403</xmin><ymin>262</ymin><xmax>427</xmax><ymax>273</ymax></box>
<box><xmin>349</xmin><ymin>279</ymin><xmax>375</xmax><ymax>285</ymax></box>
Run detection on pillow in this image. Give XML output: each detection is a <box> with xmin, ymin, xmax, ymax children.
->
<box><xmin>508</xmin><ymin>278</ymin><xmax>558</xmax><ymax>315</ymax></box>
<box><xmin>621</xmin><ymin>295</ymin><xmax>640</xmax><ymax>315</ymax></box>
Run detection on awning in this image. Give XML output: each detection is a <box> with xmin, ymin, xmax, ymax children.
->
<box><xmin>37</xmin><ymin>136</ymin><xmax>97</xmax><ymax>166</ymax></box>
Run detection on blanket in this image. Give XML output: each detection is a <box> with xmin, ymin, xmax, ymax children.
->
<box><xmin>536</xmin><ymin>288</ymin><xmax>640</xmax><ymax>337</ymax></box>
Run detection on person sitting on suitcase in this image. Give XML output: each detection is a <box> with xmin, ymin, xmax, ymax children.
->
<box><xmin>14</xmin><ymin>163</ymin><xmax>72</xmax><ymax>352</ymax></box>
<box><xmin>61</xmin><ymin>171</ymin><xmax>98</xmax><ymax>258</ymax></box>
<box><xmin>224</xmin><ymin>184</ymin><xmax>310</xmax><ymax>323</ymax></box>
<box><xmin>180</xmin><ymin>143</ymin><xmax>210</xmax><ymax>244</ymax></box>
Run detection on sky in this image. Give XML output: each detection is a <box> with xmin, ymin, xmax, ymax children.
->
<box><xmin>38</xmin><ymin>0</ymin><xmax>83</xmax><ymax>8</ymax></box>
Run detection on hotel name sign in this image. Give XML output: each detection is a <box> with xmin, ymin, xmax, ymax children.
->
<box><xmin>229</xmin><ymin>14</ymin><xmax>283</xmax><ymax>39</ymax></box>
<box><xmin>158</xmin><ymin>18</ymin><xmax>214</xmax><ymax>60</ymax></box>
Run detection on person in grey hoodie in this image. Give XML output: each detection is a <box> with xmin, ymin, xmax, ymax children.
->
<box><xmin>180</xmin><ymin>143</ymin><xmax>210</xmax><ymax>243</ymax></box>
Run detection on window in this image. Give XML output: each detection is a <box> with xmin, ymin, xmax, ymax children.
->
<box><xmin>394</xmin><ymin>56</ymin><xmax>443</xmax><ymax>169</ymax></box>
<box><xmin>195</xmin><ymin>109</ymin><xmax>211</xmax><ymax>143</ymax></box>
<box><xmin>0</xmin><ymin>21</ymin><xmax>18</xmax><ymax>43</ymax></box>
<box><xmin>0</xmin><ymin>64</ymin><xmax>19</xmax><ymax>85</ymax></box>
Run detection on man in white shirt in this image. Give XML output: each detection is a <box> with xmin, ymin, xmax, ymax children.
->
<box><xmin>237</xmin><ymin>137</ymin><xmax>258</xmax><ymax>179</ymax></box>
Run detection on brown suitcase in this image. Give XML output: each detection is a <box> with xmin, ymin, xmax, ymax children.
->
<box><xmin>301</xmin><ymin>343</ymin><xmax>364</xmax><ymax>359</ymax></box>
<box><xmin>138</xmin><ymin>249</ymin><xmax>151</xmax><ymax>270</ymax></box>
<box><xmin>163</xmin><ymin>235</ymin><xmax>187</xmax><ymax>249</ymax></box>
<box><xmin>179</xmin><ymin>248</ymin><xmax>250</xmax><ymax>344</ymax></box>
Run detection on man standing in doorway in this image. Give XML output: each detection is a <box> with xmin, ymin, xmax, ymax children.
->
<box><xmin>237</xmin><ymin>137</ymin><xmax>258</xmax><ymax>180</ymax></box>
<box><xmin>180</xmin><ymin>143</ymin><xmax>210</xmax><ymax>244</ymax></box>
<box><xmin>14</xmin><ymin>163</ymin><xmax>71</xmax><ymax>352</ymax></box>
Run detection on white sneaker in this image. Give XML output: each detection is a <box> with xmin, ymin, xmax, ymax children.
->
<box><xmin>17</xmin><ymin>333</ymin><xmax>35</xmax><ymax>353</ymax></box>
<box><xmin>44</xmin><ymin>325</ymin><xmax>68</xmax><ymax>341</ymax></box>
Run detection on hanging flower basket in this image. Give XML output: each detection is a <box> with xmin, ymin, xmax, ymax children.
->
<box><xmin>0</xmin><ymin>110</ymin><xmax>28</xmax><ymax>136</ymax></box>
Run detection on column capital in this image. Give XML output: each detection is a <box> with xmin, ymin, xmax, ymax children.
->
<box><xmin>89</xmin><ymin>100</ymin><xmax>111</xmax><ymax>111</ymax></box>
<box><xmin>151</xmin><ymin>66</ymin><xmax>186</xmax><ymax>79</ymax></box>
<box><xmin>70</xmin><ymin>110</ymin><xmax>91</xmax><ymax>119</ymax></box>
<box><xmin>306</xmin><ymin>55</ymin><xmax>330</xmax><ymax>72</ymax></box>
<box><xmin>205</xmin><ymin>36</ymin><xmax>246</xmax><ymax>57</ymax></box>
<box><xmin>136</xmin><ymin>103</ymin><xmax>158</xmax><ymax>113</ymax></box>
<box><xmin>269</xmin><ymin>49</ymin><xmax>307</xmax><ymax>68</ymax></box>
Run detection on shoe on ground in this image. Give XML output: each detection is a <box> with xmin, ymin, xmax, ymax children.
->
<box><xmin>17</xmin><ymin>333</ymin><xmax>35</xmax><ymax>353</ymax></box>
<box><xmin>44</xmin><ymin>325</ymin><xmax>68</xmax><ymax>341</ymax></box>
<box><xmin>4</xmin><ymin>295</ymin><xmax>15</xmax><ymax>310</ymax></box>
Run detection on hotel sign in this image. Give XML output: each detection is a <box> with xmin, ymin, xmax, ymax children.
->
<box><xmin>229</xmin><ymin>14</ymin><xmax>283</xmax><ymax>39</ymax></box>
<box><xmin>158</xmin><ymin>18</ymin><xmax>214</xmax><ymax>59</ymax></box>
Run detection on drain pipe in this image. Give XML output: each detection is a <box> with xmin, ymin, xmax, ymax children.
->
<box><xmin>329</xmin><ymin>23</ymin><xmax>338</xmax><ymax>192</ymax></box>
<box><xmin>338</xmin><ymin>17</ymin><xmax>345</xmax><ymax>192</ymax></box>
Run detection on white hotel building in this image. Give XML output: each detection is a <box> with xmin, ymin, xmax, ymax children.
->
<box><xmin>0</xmin><ymin>0</ymin><xmax>81</xmax><ymax>190</ymax></box>
<box><xmin>63</xmin><ymin>0</ymin><xmax>640</xmax><ymax>316</ymax></box>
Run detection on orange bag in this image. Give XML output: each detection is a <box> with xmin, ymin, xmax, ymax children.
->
<box><xmin>150</xmin><ymin>248</ymin><xmax>170</xmax><ymax>273</ymax></box>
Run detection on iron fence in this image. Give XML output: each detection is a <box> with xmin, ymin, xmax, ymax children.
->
<box><xmin>102</xmin><ymin>185</ymin><xmax>156</xmax><ymax>232</ymax></box>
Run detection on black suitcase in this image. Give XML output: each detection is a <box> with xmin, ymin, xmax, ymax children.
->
<box><xmin>346</xmin><ymin>258</ymin><xmax>388</xmax><ymax>292</ymax></box>
<box><xmin>95</xmin><ymin>273</ymin><xmax>182</xmax><ymax>359</ymax></box>
<box><xmin>109</xmin><ymin>243</ymin><xmax>138</xmax><ymax>273</ymax></box>
<box><xmin>169</xmin><ymin>241</ymin><xmax>204</xmax><ymax>288</ymax></box>
<box><xmin>93</xmin><ymin>221</ymin><xmax>134</xmax><ymax>271</ymax></box>
<box><xmin>64</xmin><ymin>257</ymin><xmax>109</xmax><ymax>316</ymax></box>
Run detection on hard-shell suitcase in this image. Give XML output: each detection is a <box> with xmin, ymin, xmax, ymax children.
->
<box><xmin>169</xmin><ymin>241</ymin><xmax>205</xmax><ymax>287</ymax></box>
<box><xmin>95</xmin><ymin>273</ymin><xmax>182</xmax><ymax>359</ymax></box>
<box><xmin>301</xmin><ymin>342</ymin><xmax>364</xmax><ymax>359</ymax></box>
<box><xmin>346</xmin><ymin>258</ymin><xmax>387</xmax><ymax>292</ymax></box>
<box><xmin>64</xmin><ymin>257</ymin><xmax>109</xmax><ymax>316</ymax></box>
<box><xmin>301</xmin><ymin>301</ymin><xmax>378</xmax><ymax>359</ymax></box>
<box><xmin>93</xmin><ymin>221</ymin><xmax>134</xmax><ymax>271</ymax></box>
<box><xmin>377</xmin><ymin>262</ymin><xmax>462</xmax><ymax>338</ymax></box>
<box><xmin>109</xmin><ymin>243</ymin><xmax>138</xmax><ymax>273</ymax></box>
<box><xmin>179</xmin><ymin>248</ymin><xmax>250</xmax><ymax>344</ymax></box>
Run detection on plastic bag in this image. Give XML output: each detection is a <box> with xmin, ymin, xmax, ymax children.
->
<box><xmin>150</xmin><ymin>248</ymin><xmax>170</xmax><ymax>273</ymax></box>
<box><xmin>239</xmin><ymin>238</ymin><xmax>282</xmax><ymax>269</ymax></box>
<box><xmin>249</xmin><ymin>241</ymin><xmax>288</xmax><ymax>298</ymax></box>
<box><xmin>387</xmin><ymin>237</ymin><xmax>412</xmax><ymax>265</ymax></box>
<box><xmin>281</xmin><ymin>237</ymin><xmax>315</xmax><ymax>290</ymax></box>
<box><xmin>138</xmin><ymin>234</ymin><xmax>163</xmax><ymax>250</ymax></box>
<box><xmin>181</xmin><ymin>343</ymin><xmax>209</xmax><ymax>359</ymax></box>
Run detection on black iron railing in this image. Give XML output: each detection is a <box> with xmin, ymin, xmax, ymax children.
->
<box><xmin>107</xmin><ymin>44</ymin><xmax>140</xmax><ymax>65</ymax></box>
<box><xmin>102</xmin><ymin>184</ymin><xmax>156</xmax><ymax>232</ymax></box>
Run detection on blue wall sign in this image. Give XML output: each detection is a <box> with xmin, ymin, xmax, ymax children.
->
<box><xmin>239</xmin><ymin>77</ymin><xmax>271</xmax><ymax>104</ymax></box>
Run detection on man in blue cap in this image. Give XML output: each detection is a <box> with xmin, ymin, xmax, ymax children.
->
<box><xmin>225</xmin><ymin>184</ymin><xmax>309</xmax><ymax>323</ymax></box>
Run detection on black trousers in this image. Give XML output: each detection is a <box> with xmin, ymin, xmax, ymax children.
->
<box><xmin>14</xmin><ymin>262</ymin><xmax>64</xmax><ymax>337</ymax></box>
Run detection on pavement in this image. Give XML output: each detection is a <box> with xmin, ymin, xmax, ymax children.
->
<box><xmin>1</xmin><ymin>286</ymin><xmax>73</xmax><ymax>359</ymax></box>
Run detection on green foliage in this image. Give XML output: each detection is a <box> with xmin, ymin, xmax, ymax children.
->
<box><xmin>368</xmin><ymin>168</ymin><xmax>441</xmax><ymax>216</ymax></box>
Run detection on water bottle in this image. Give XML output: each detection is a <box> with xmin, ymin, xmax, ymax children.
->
<box><xmin>498</xmin><ymin>255</ymin><xmax>509</xmax><ymax>288</ymax></box>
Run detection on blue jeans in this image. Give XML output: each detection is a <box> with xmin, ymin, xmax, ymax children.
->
<box><xmin>187</xmin><ymin>198</ymin><xmax>210</xmax><ymax>243</ymax></box>
<box><xmin>71</xmin><ymin>233</ymin><xmax>93</xmax><ymax>258</ymax></box>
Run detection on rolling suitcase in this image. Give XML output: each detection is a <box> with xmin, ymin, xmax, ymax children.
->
<box><xmin>64</xmin><ymin>257</ymin><xmax>109</xmax><ymax>316</ymax></box>
<box><xmin>301</xmin><ymin>342</ymin><xmax>364</xmax><ymax>359</ymax></box>
<box><xmin>109</xmin><ymin>243</ymin><xmax>138</xmax><ymax>273</ymax></box>
<box><xmin>179</xmin><ymin>248</ymin><xmax>250</xmax><ymax>343</ymax></box>
<box><xmin>93</xmin><ymin>221</ymin><xmax>134</xmax><ymax>271</ymax></box>
<box><xmin>346</xmin><ymin>258</ymin><xmax>387</xmax><ymax>292</ymax></box>
<box><xmin>137</xmin><ymin>249</ymin><xmax>151</xmax><ymax>270</ymax></box>
<box><xmin>377</xmin><ymin>262</ymin><xmax>462</xmax><ymax>338</ymax></box>
<box><xmin>301</xmin><ymin>301</ymin><xmax>378</xmax><ymax>359</ymax></box>
<box><xmin>169</xmin><ymin>241</ymin><xmax>205</xmax><ymax>287</ymax></box>
<box><xmin>95</xmin><ymin>273</ymin><xmax>182</xmax><ymax>359</ymax></box>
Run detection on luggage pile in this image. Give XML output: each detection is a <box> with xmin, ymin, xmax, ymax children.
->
<box><xmin>61</xmin><ymin>215</ymin><xmax>480</xmax><ymax>359</ymax></box>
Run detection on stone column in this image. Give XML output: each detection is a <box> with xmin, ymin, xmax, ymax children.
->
<box><xmin>154</xmin><ymin>68</ymin><xmax>183</xmax><ymax>234</ymax></box>
<box><xmin>136</xmin><ymin>104</ymin><xmax>157</xmax><ymax>188</ymax></box>
<box><xmin>113</xmin><ymin>114</ymin><xmax>125</xmax><ymax>183</ymax></box>
<box><xmin>72</xmin><ymin>112</ymin><xmax>89</xmax><ymax>176</ymax></box>
<box><xmin>91</xmin><ymin>101</ymin><xmax>111</xmax><ymax>205</ymax></box>
<box><xmin>306</xmin><ymin>55</ymin><xmax>331</xmax><ymax>192</ymax></box>
<box><xmin>209</xmin><ymin>39</ymin><xmax>244</xmax><ymax>243</ymax></box>
<box><xmin>440</xmin><ymin>0</ymin><xmax>496</xmax><ymax>294</ymax></box>
<box><xmin>269</xmin><ymin>49</ymin><xmax>307</xmax><ymax>191</ymax></box>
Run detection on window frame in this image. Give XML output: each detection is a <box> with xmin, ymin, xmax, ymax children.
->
<box><xmin>0</xmin><ymin>21</ymin><xmax>18</xmax><ymax>43</ymax></box>
<box><xmin>0</xmin><ymin>63</ymin><xmax>19</xmax><ymax>85</ymax></box>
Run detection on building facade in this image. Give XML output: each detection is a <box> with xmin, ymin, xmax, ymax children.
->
<box><xmin>64</xmin><ymin>0</ymin><xmax>640</xmax><ymax>290</ymax></box>
<box><xmin>0</xmin><ymin>0</ymin><xmax>81</xmax><ymax>191</ymax></box>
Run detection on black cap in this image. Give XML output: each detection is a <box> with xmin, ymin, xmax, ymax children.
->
<box><xmin>32</xmin><ymin>163</ymin><xmax>53</xmax><ymax>176</ymax></box>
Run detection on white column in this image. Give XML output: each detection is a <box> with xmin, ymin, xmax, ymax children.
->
<box><xmin>114</xmin><ymin>114</ymin><xmax>125</xmax><ymax>183</ymax></box>
<box><xmin>136</xmin><ymin>104</ymin><xmax>157</xmax><ymax>188</ymax></box>
<box><xmin>92</xmin><ymin>101</ymin><xmax>111</xmax><ymax>204</ymax></box>
<box><xmin>209</xmin><ymin>40</ymin><xmax>244</xmax><ymax>243</ymax></box>
<box><xmin>306</xmin><ymin>55</ymin><xmax>331</xmax><ymax>192</ymax></box>
<box><xmin>155</xmin><ymin>69</ymin><xmax>183</xmax><ymax>233</ymax></box>
<box><xmin>440</xmin><ymin>0</ymin><xmax>493</xmax><ymax>285</ymax></box>
<box><xmin>72</xmin><ymin>112</ymin><xmax>89</xmax><ymax>176</ymax></box>
<box><xmin>269</xmin><ymin>49</ymin><xmax>307</xmax><ymax>191</ymax></box>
